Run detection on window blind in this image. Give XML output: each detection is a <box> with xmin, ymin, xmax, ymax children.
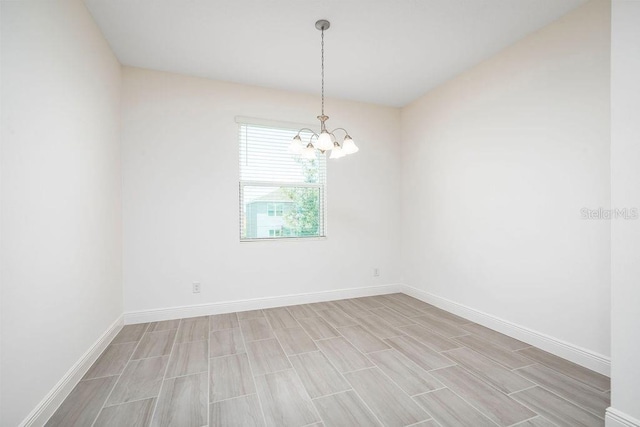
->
<box><xmin>239</xmin><ymin>122</ymin><xmax>326</xmax><ymax>241</ymax></box>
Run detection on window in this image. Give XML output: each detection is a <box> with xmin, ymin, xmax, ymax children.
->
<box><xmin>239</xmin><ymin>121</ymin><xmax>326</xmax><ymax>241</ymax></box>
<box><xmin>267</xmin><ymin>203</ymin><xmax>284</xmax><ymax>217</ymax></box>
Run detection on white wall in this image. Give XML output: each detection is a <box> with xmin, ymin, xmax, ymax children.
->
<box><xmin>609</xmin><ymin>0</ymin><xmax>640</xmax><ymax>424</ymax></box>
<box><xmin>121</xmin><ymin>67</ymin><xmax>401</xmax><ymax>314</ymax></box>
<box><xmin>400</xmin><ymin>0</ymin><xmax>611</xmax><ymax>361</ymax></box>
<box><xmin>0</xmin><ymin>1</ymin><xmax>122</xmax><ymax>425</ymax></box>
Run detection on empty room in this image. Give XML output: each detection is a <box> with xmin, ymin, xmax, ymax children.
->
<box><xmin>1</xmin><ymin>0</ymin><xmax>639</xmax><ymax>426</ymax></box>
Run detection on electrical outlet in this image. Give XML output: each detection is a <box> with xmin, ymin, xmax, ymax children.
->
<box><xmin>373</xmin><ymin>268</ymin><xmax>380</xmax><ymax>277</ymax></box>
<box><xmin>192</xmin><ymin>282</ymin><xmax>201</xmax><ymax>293</ymax></box>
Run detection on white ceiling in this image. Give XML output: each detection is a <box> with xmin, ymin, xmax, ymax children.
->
<box><xmin>85</xmin><ymin>0</ymin><xmax>586</xmax><ymax>107</ymax></box>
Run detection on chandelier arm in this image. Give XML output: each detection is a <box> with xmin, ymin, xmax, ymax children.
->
<box><xmin>329</xmin><ymin>127</ymin><xmax>350</xmax><ymax>137</ymax></box>
<box><xmin>296</xmin><ymin>128</ymin><xmax>318</xmax><ymax>136</ymax></box>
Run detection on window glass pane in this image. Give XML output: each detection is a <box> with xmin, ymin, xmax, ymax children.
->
<box><xmin>241</xmin><ymin>185</ymin><xmax>321</xmax><ymax>239</ymax></box>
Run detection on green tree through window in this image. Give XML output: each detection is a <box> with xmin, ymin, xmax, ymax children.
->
<box><xmin>282</xmin><ymin>158</ymin><xmax>320</xmax><ymax>236</ymax></box>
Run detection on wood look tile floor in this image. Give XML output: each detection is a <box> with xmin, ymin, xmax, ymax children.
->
<box><xmin>46</xmin><ymin>293</ymin><xmax>610</xmax><ymax>427</ymax></box>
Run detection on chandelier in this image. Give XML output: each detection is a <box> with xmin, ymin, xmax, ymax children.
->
<box><xmin>290</xmin><ymin>20</ymin><xmax>359</xmax><ymax>160</ymax></box>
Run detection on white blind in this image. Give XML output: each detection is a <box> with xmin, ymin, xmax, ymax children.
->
<box><xmin>239</xmin><ymin>123</ymin><xmax>326</xmax><ymax>240</ymax></box>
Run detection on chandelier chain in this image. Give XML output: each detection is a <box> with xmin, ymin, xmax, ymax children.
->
<box><xmin>321</xmin><ymin>27</ymin><xmax>325</xmax><ymax>117</ymax></box>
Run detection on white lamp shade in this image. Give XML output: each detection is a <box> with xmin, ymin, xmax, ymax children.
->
<box><xmin>301</xmin><ymin>144</ymin><xmax>317</xmax><ymax>160</ymax></box>
<box><xmin>289</xmin><ymin>135</ymin><xmax>303</xmax><ymax>154</ymax></box>
<box><xmin>329</xmin><ymin>143</ymin><xmax>345</xmax><ymax>159</ymax></box>
<box><xmin>316</xmin><ymin>131</ymin><xmax>334</xmax><ymax>151</ymax></box>
<box><xmin>341</xmin><ymin>136</ymin><xmax>359</xmax><ymax>154</ymax></box>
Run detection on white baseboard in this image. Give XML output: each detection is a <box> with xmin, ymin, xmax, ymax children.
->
<box><xmin>19</xmin><ymin>315</ymin><xmax>124</xmax><ymax>427</ymax></box>
<box><xmin>400</xmin><ymin>284</ymin><xmax>611</xmax><ymax>376</ymax></box>
<box><xmin>606</xmin><ymin>408</ymin><xmax>640</xmax><ymax>427</ymax></box>
<box><xmin>124</xmin><ymin>283</ymin><xmax>403</xmax><ymax>324</ymax></box>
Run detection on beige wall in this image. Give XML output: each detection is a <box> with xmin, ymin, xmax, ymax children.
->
<box><xmin>1</xmin><ymin>0</ymin><xmax>123</xmax><ymax>425</ymax></box>
<box><xmin>400</xmin><ymin>0</ymin><xmax>611</xmax><ymax>367</ymax></box>
<box><xmin>121</xmin><ymin>67</ymin><xmax>401</xmax><ymax>314</ymax></box>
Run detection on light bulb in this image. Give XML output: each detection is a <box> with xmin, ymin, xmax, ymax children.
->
<box><xmin>341</xmin><ymin>135</ymin><xmax>359</xmax><ymax>155</ymax></box>
<box><xmin>302</xmin><ymin>143</ymin><xmax>317</xmax><ymax>160</ymax></box>
<box><xmin>289</xmin><ymin>135</ymin><xmax>304</xmax><ymax>154</ymax></box>
<box><xmin>329</xmin><ymin>142</ymin><xmax>345</xmax><ymax>159</ymax></box>
<box><xmin>316</xmin><ymin>131</ymin><xmax>334</xmax><ymax>151</ymax></box>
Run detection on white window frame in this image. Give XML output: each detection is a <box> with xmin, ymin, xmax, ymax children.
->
<box><xmin>237</xmin><ymin>117</ymin><xmax>328</xmax><ymax>242</ymax></box>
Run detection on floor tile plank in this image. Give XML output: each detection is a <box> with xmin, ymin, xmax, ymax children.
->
<box><xmin>386</xmin><ymin>293</ymin><xmax>435</xmax><ymax>311</ymax></box>
<box><xmin>174</xmin><ymin>316</ymin><xmax>209</xmax><ymax>343</ymax></box>
<box><xmin>344</xmin><ymin>367</ymin><xmax>429</xmax><ymax>427</ymax></box>
<box><xmin>166</xmin><ymin>340</ymin><xmax>208</xmax><ymax>378</ymax></box>
<box><xmin>409</xmin><ymin>421</ymin><xmax>440</xmax><ymax>427</ymax></box>
<box><xmin>255</xmin><ymin>369</ymin><xmax>321</xmax><ymax>427</ymax></box>
<box><xmin>237</xmin><ymin>309</ymin><xmax>265</xmax><ymax>320</ymax></box>
<box><xmin>430</xmin><ymin>365</ymin><xmax>536</xmax><ymax>426</ymax></box>
<box><xmin>289</xmin><ymin>351</ymin><xmax>351</xmax><ymax>398</ymax></box>
<box><xmin>337</xmin><ymin>325</ymin><xmax>390</xmax><ymax>353</ymax></box>
<box><xmin>45</xmin><ymin>376</ymin><xmax>118</xmax><ymax>427</ymax></box>
<box><xmin>246</xmin><ymin>338</ymin><xmax>292</xmax><ymax>376</ymax></box>
<box><xmin>413</xmin><ymin>388</ymin><xmax>496</xmax><ymax>427</ymax></box>
<box><xmin>413</xmin><ymin>315</ymin><xmax>468</xmax><ymax>338</ymax></box>
<box><xmin>152</xmin><ymin>372</ymin><xmax>207</xmax><ymax>427</ymax></box>
<box><xmin>133</xmin><ymin>330</ymin><xmax>177</xmax><ymax>360</ymax></box>
<box><xmin>517</xmin><ymin>347</ymin><xmax>610</xmax><ymax>392</ymax></box>
<box><xmin>515</xmin><ymin>417</ymin><xmax>558</xmax><ymax>427</ymax></box>
<box><xmin>368</xmin><ymin>349</ymin><xmax>444</xmax><ymax>396</ymax></box>
<box><xmin>148</xmin><ymin>320</ymin><xmax>181</xmax><ymax>332</ymax></box>
<box><xmin>95</xmin><ymin>398</ymin><xmax>156</xmax><ymax>427</ymax></box>
<box><xmin>418</xmin><ymin>305</ymin><xmax>473</xmax><ymax>326</ymax></box>
<box><xmin>384</xmin><ymin>336</ymin><xmax>454</xmax><ymax>371</ymax></box>
<box><xmin>210</xmin><ymin>328</ymin><xmax>245</xmax><ymax>358</ymax></box>
<box><xmin>264</xmin><ymin>307</ymin><xmax>299</xmax><ymax>329</ymax></box>
<box><xmin>352</xmin><ymin>296</ymin><xmax>385</xmax><ymax>309</ymax></box>
<box><xmin>240</xmin><ymin>318</ymin><xmax>275</xmax><ymax>342</ymax></box>
<box><xmin>273</xmin><ymin>327</ymin><xmax>318</xmax><ymax>356</ymax></box>
<box><xmin>112</xmin><ymin>323</ymin><xmax>149</xmax><ymax>344</ymax></box>
<box><xmin>516</xmin><ymin>364</ymin><xmax>609</xmax><ymax>417</ymax></box>
<box><xmin>368</xmin><ymin>307</ymin><xmax>416</xmax><ymax>327</ymax></box>
<box><xmin>378</xmin><ymin>295</ymin><xmax>426</xmax><ymax>317</ymax></box>
<box><xmin>399</xmin><ymin>324</ymin><xmax>462</xmax><ymax>352</ymax></box>
<box><xmin>511</xmin><ymin>386</ymin><xmax>604</xmax><ymax>427</ymax></box>
<box><xmin>308</xmin><ymin>301</ymin><xmax>340</xmax><ymax>312</ymax></box>
<box><xmin>209</xmin><ymin>394</ymin><xmax>265</xmax><ymax>427</ymax></box>
<box><xmin>443</xmin><ymin>347</ymin><xmax>534</xmax><ymax>394</ymax></box>
<box><xmin>286</xmin><ymin>304</ymin><xmax>319</xmax><ymax>319</ymax></box>
<box><xmin>332</xmin><ymin>299</ymin><xmax>371</xmax><ymax>318</ymax></box>
<box><xmin>460</xmin><ymin>323</ymin><xmax>530</xmax><ymax>350</ymax></box>
<box><xmin>315</xmin><ymin>337</ymin><xmax>374</xmax><ymax>373</ymax></box>
<box><xmin>209</xmin><ymin>313</ymin><xmax>239</xmax><ymax>331</ymax></box>
<box><xmin>107</xmin><ymin>356</ymin><xmax>168</xmax><ymax>405</ymax></box>
<box><xmin>209</xmin><ymin>353</ymin><xmax>256</xmax><ymax>402</ymax></box>
<box><xmin>454</xmin><ymin>334</ymin><xmax>533</xmax><ymax>369</ymax></box>
<box><xmin>355</xmin><ymin>315</ymin><xmax>403</xmax><ymax>339</ymax></box>
<box><xmin>298</xmin><ymin>317</ymin><xmax>340</xmax><ymax>340</ymax></box>
<box><xmin>317</xmin><ymin>309</ymin><xmax>358</xmax><ymax>327</ymax></box>
<box><xmin>312</xmin><ymin>390</ymin><xmax>382</xmax><ymax>427</ymax></box>
<box><xmin>84</xmin><ymin>342</ymin><xmax>137</xmax><ymax>379</ymax></box>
